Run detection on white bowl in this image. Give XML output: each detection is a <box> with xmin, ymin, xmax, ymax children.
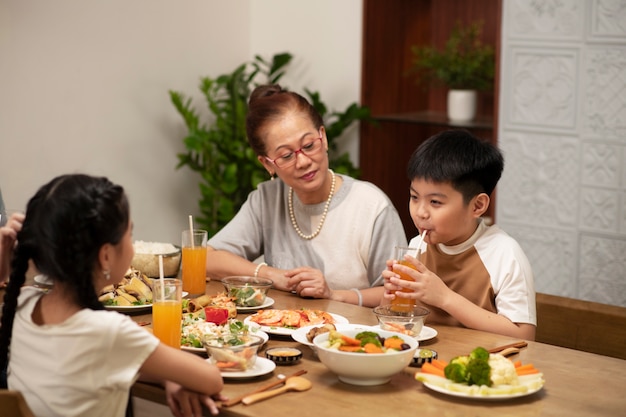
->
<box><xmin>313</xmin><ymin>328</ymin><xmax>418</xmax><ymax>386</ymax></box>
<box><xmin>131</xmin><ymin>241</ymin><xmax>181</xmax><ymax>277</ymax></box>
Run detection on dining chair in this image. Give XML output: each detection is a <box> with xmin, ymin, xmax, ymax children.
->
<box><xmin>0</xmin><ymin>389</ymin><xmax>36</xmax><ymax>417</ymax></box>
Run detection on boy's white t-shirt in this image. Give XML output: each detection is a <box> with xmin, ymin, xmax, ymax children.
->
<box><xmin>8</xmin><ymin>286</ymin><xmax>160</xmax><ymax>417</ymax></box>
<box><xmin>409</xmin><ymin>220</ymin><xmax>536</xmax><ymax>326</ymax></box>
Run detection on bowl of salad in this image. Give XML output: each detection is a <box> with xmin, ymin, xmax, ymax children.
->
<box><xmin>221</xmin><ymin>276</ymin><xmax>273</xmax><ymax>308</ymax></box>
<box><xmin>203</xmin><ymin>333</ymin><xmax>265</xmax><ymax>372</ymax></box>
<box><xmin>313</xmin><ymin>328</ymin><xmax>418</xmax><ymax>386</ymax></box>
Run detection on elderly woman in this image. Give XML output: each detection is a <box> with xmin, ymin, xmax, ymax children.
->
<box><xmin>206</xmin><ymin>84</ymin><xmax>407</xmax><ymax>307</ymax></box>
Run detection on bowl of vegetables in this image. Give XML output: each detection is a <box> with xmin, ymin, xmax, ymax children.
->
<box><xmin>221</xmin><ymin>276</ymin><xmax>273</xmax><ymax>308</ymax></box>
<box><xmin>313</xmin><ymin>328</ymin><xmax>418</xmax><ymax>385</ymax></box>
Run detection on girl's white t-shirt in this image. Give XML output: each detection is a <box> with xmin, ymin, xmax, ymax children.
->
<box><xmin>8</xmin><ymin>286</ymin><xmax>160</xmax><ymax>417</ymax></box>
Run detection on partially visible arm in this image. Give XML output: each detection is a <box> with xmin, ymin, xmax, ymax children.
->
<box><xmin>205</xmin><ymin>247</ymin><xmax>293</xmax><ymax>292</ymax></box>
<box><xmin>139</xmin><ymin>344</ymin><xmax>223</xmax><ymax>395</ymax></box>
<box><xmin>330</xmin><ymin>286</ymin><xmax>385</xmax><ymax>308</ymax></box>
<box><xmin>387</xmin><ymin>262</ymin><xmax>536</xmax><ymax>340</ymax></box>
<box><xmin>0</xmin><ymin>212</ymin><xmax>24</xmax><ymax>284</ymax></box>
<box><xmin>439</xmin><ymin>290</ymin><xmax>536</xmax><ymax>340</ymax></box>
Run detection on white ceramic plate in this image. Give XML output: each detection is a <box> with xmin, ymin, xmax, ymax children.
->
<box><xmin>210</xmin><ymin>356</ymin><xmax>276</xmax><ymax>379</ymax></box>
<box><xmin>292</xmin><ymin>323</ymin><xmax>376</xmax><ymax>347</ymax></box>
<box><xmin>236</xmin><ymin>296</ymin><xmax>275</xmax><ymax>313</ymax></box>
<box><xmin>104</xmin><ymin>292</ymin><xmax>188</xmax><ymax>312</ymax></box>
<box><xmin>244</xmin><ymin>312</ymin><xmax>349</xmax><ymax>336</ymax></box>
<box><xmin>372</xmin><ymin>324</ymin><xmax>438</xmax><ymax>342</ymax></box>
<box><xmin>181</xmin><ymin>330</ymin><xmax>269</xmax><ymax>354</ymax></box>
<box><xmin>420</xmin><ymin>374</ymin><xmax>545</xmax><ymax>400</ymax></box>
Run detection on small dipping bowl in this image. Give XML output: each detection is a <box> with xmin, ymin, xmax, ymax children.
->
<box><xmin>411</xmin><ymin>348</ymin><xmax>438</xmax><ymax>367</ymax></box>
<box><xmin>265</xmin><ymin>347</ymin><xmax>303</xmax><ymax>365</ymax></box>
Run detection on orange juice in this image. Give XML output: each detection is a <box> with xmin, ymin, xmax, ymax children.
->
<box><xmin>391</xmin><ymin>260</ymin><xmax>418</xmax><ymax>312</ymax></box>
<box><xmin>182</xmin><ymin>246</ymin><xmax>207</xmax><ymax>295</ymax></box>
<box><xmin>152</xmin><ymin>300</ymin><xmax>182</xmax><ymax>348</ymax></box>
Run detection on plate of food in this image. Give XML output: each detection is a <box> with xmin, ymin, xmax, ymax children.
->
<box><xmin>244</xmin><ymin>310</ymin><xmax>349</xmax><ymax>336</ymax></box>
<box><xmin>292</xmin><ymin>323</ymin><xmax>376</xmax><ymax>347</ymax></box>
<box><xmin>372</xmin><ymin>324</ymin><xmax>438</xmax><ymax>342</ymax></box>
<box><xmin>236</xmin><ymin>296</ymin><xmax>275</xmax><ymax>313</ymax></box>
<box><xmin>416</xmin><ymin>347</ymin><xmax>545</xmax><ymax>400</ymax></box>
<box><xmin>208</xmin><ymin>356</ymin><xmax>276</xmax><ymax>379</ymax></box>
<box><xmin>100</xmin><ymin>267</ymin><xmax>154</xmax><ymax>311</ymax></box>
<box><xmin>419</xmin><ymin>373</ymin><xmax>545</xmax><ymax>400</ymax></box>
<box><xmin>181</xmin><ymin>317</ymin><xmax>268</xmax><ymax>354</ymax></box>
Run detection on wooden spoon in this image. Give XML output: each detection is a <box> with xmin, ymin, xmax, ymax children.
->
<box><xmin>241</xmin><ymin>376</ymin><xmax>312</xmax><ymax>405</ymax></box>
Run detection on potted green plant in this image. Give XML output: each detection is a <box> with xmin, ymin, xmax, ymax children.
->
<box><xmin>169</xmin><ymin>52</ymin><xmax>371</xmax><ymax>236</ymax></box>
<box><xmin>409</xmin><ymin>21</ymin><xmax>495</xmax><ymax>121</ymax></box>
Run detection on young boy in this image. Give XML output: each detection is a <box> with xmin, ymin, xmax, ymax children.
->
<box><xmin>382</xmin><ymin>130</ymin><xmax>536</xmax><ymax>340</ymax></box>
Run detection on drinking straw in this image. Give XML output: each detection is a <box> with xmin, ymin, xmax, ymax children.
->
<box><xmin>158</xmin><ymin>254</ymin><xmax>165</xmax><ymax>301</ymax></box>
<box><xmin>415</xmin><ymin>230</ymin><xmax>428</xmax><ymax>258</ymax></box>
<box><xmin>188</xmin><ymin>215</ymin><xmax>195</xmax><ymax>248</ymax></box>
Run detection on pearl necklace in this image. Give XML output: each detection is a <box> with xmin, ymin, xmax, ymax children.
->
<box><xmin>288</xmin><ymin>169</ymin><xmax>336</xmax><ymax>240</ymax></box>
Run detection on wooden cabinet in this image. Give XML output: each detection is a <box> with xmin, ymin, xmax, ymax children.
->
<box><xmin>359</xmin><ymin>0</ymin><xmax>501</xmax><ymax>237</ymax></box>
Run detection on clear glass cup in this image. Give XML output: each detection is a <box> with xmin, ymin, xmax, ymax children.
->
<box><xmin>152</xmin><ymin>278</ymin><xmax>182</xmax><ymax>348</ymax></box>
<box><xmin>181</xmin><ymin>229</ymin><xmax>208</xmax><ymax>297</ymax></box>
<box><xmin>390</xmin><ymin>246</ymin><xmax>419</xmax><ymax>312</ymax></box>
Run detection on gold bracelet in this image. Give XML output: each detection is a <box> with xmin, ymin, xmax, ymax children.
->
<box><xmin>254</xmin><ymin>262</ymin><xmax>267</xmax><ymax>278</ymax></box>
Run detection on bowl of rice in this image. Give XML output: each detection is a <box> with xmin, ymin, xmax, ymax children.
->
<box><xmin>131</xmin><ymin>240</ymin><xmax>181</xmax><ymax>277</ymax></box>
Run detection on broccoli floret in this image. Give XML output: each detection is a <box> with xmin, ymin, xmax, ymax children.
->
<box><xmin>469</xmin><ymin>346</ymin><xmax>490</xmax><ymax>361</ymax></box>
<box><xmin>444</xmin><ymin>356</ymin><xmax>470</xmax><ymax>383</ymax></box>
<box><xmin>467</xmin><ymin>357</ymin><xmax>492</xmax><ymax>386</ymax></box>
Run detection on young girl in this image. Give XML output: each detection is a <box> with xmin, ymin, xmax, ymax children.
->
<box><xmin>0</xmin><ymin>174</ymin><xmax>225</xmax><ymax>417</ymax></box>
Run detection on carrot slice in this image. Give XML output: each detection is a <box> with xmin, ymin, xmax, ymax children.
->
<box><xmin>340</xmin><ymin>334</ymin><xmax>362</xmax><ymax>346</ymax></box>
<box><xmin>431</xmin><ymin>359</ymin><xmax>448</xmax><ymax>370</ymax></box>
<box><xmin>420</xmin><ymin>362</ymin><xmax>445</xmax><ymax>378</ymax></box>
<box><xmin>383</xmin><ymin>337</ymin><xmax>405</xmax><ymax>350</ymax></box>
<box><xmin>512</xmin><ymin>360</ymin><xmax>522</xmax><ymax>368</ymax></box>
<box><xmin>338</xmin><ymin>345</ymin><xmax>363</xmax><ymax>352</ymax></box>
<box><xmin>517</xmin><ymin>368</ymin><xmax>540</xmax><ymax>375</ymax></box>
<box><xmin>363</xmin><ymin>343</ymin><xmax>384</xmax><ymax>353</ymax></box>
<box><xmin>515</xmin><ymin>364</ymin><xmax>535</xmax><ymax>372</ymax></box>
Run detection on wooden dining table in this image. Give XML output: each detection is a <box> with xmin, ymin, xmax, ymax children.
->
<box><xmin>126</xmin><ymin>280</ymin><xmax>626</xmax><ymax>417</ymax></box>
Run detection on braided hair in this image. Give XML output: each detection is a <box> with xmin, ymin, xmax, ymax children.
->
<box><xmin>0</xmin><ymin>174</ymin><xmax>129</xmax><ymax>373</ymax></box>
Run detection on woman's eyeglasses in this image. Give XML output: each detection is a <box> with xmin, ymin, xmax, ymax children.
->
<box><xmin>265</xmin><ymin>137</ymin><xmax>324</xmax><ymax>168</ymax></box>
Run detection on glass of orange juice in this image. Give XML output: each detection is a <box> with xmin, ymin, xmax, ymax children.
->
<box><xmin>390</xmin><ymin>246</ymin><xmax>419</xmax><ymax>312</ymax></box>
<box><xmin>152</xmin><ymin>278</ymin><xmax>182</xmax><ymax>348</ymax></box>
<box><xmin>181</xmin><ymin>229</ymin><xmax>208</xmax><ymax>297</ymax></box>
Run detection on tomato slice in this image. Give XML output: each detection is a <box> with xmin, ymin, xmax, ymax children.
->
<box><xmin>204</xmin><ymin>307</ymin><xmax>229</xmax><ymax>325</ymax></box>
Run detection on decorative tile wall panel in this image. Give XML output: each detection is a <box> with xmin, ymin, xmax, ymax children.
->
<box><xmin>499</xmin><ymin>0</ymin><xmax>626</xmax><ymax>307</ymax></box>
<box><xmin>581</xmin><ymin>47</ymin><xmax>626</xmax><ymax>139</ymax></box>
<box><xmin>498</xmin><ymin>131</ymin><xmax>578</xmax><ymax>227</ymax></box>
<box><xmin>508</xmin><ymin>0</ymin><xmax>584</xmax><ymax>40</ymax></box>
<box><xmin>508</xmin><ymin>48</ymin><xmax>578</xmax><ymax>129</ymax></box>
<box><xmin>589</xmin><ymin>0</ymin><xmax>626</xmax><ymax>39</ymax></box>
<box><xmin>579</xmin><ymin>234</ymin><xmax>626</xmax><ymax>305</ymax></box>
<box><xmin>579</xmin><ymin>187</ymin><xmax>620</xmax><ymax>232</ymax></box>
<box><xmin>581</xmin><ymin>142</ymin><xmax>621</xmax><ymax>187</ymax></box>
<box><xmin>502</xmin><ymin>224</ymin><xmax>578</xmax><ymax>298</ymax></box>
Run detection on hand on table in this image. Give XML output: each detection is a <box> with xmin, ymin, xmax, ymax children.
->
<box><xmin>285</xmin><ymin>266</ymin><xmax>331</xmax><ymax>299</ymax></box>
<box><xmin>164</xmin><ymin>381</ymin><xmax>228</xmax><ymax>417</ymax></box>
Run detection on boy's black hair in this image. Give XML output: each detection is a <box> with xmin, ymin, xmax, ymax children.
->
<box><xmin>407</xmin><ymin>129</ymin><xmax>504</xmax><ymax>203</ymax></box>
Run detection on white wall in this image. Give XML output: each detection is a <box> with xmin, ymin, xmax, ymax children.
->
<box><xmin>0</xmin><ymin>0</ymin><xmax>362</xmax><ymax>244</ymax></box>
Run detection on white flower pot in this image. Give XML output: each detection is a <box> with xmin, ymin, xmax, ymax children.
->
<box><xmin>447</xmin><ymin>89</ymin><xmax>477</xmax><ymax>122</ymax></box>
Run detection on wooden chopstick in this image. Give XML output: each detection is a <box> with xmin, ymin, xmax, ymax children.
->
<box><xmin>222</xmin><ymin>369</ymin><xmax>307</xmax><ymax>407</ymax></box>
<box><xmin>487</xmin><ymin>341</ymin><xmax>528</xmax><ymax>354</ymax></box>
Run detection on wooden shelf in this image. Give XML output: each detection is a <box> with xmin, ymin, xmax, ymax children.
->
<box><xmin>374</xmin><ymin>111</ymin><xmax>494</xmax><ymax>130</ymax></box>
<box><xmin>359</xmin><ymin>0</ymin><xmax>502</xmax><ymax>237</ymax></box>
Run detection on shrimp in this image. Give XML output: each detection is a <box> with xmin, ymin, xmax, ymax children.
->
<box><xmin>250</xmin><ymin>309</ymin><xmax>284</xmax><ymax>326</ymax></box>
